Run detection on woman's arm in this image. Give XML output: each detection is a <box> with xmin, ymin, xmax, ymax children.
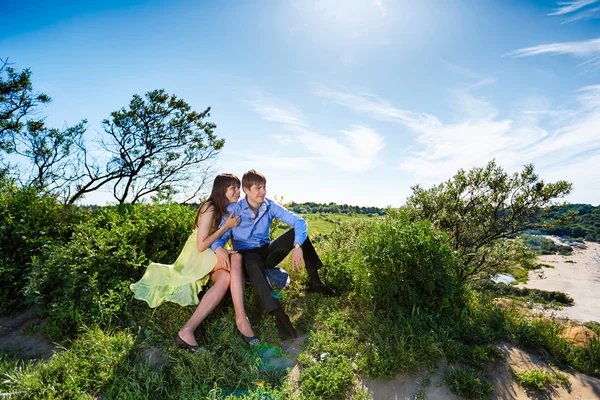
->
<box><xmin>196</xmin><ymin>205</ymin><xmax>239</xmax><ymax>252</ymax></box>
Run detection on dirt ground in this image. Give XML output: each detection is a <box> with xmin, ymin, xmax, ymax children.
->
<box><xmin>360</xmin><ymin>342</ymin><xmax>600</xmax><ymax>400</ymax></box>
<box><xmin>0</xmin><ymin>307</ymin><xmax>57</xmax><ymax>360</ymax></box>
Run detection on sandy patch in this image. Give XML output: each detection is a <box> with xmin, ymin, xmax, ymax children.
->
<box><xmin>520</xmin><ymin>240</ymin><xmax>600</xmax><ymax>323</ymax></box>
<box><xmin>492</xmin><ymin>342</ymin><xmax>600</xmax><ymax>400</ymax></box>
<box><xmin>0</xmin><ymin>308</ymin><xmax>58</xmax><ymax>360</ymax></box>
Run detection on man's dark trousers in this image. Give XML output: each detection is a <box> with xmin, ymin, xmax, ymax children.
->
<box><xmin>238</xmin><ymin>228</ymin><xmax>322</xmax><ymax>313</ymax></box>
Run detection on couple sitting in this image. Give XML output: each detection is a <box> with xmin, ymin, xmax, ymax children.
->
<box><xmin>130</xmin><ymin>169</ymin><xmax>336</xmax><ymax>352</ymax></box>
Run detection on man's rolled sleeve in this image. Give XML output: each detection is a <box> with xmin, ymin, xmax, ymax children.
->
<box><xmin>270</xmin><ymin>202</ymin><xmax>308</xmax><ymax>244</ymax></box>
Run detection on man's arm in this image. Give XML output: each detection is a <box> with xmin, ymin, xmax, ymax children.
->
<box><xmin>270</xmin><ymin>201</ymin><xmax>308</xmax><ymax>244</ymax></box>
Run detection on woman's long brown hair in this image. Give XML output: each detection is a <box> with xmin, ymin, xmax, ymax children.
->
<box><xmin>193</xmin><ymin>173</ymin><xmax>241</xmax><ymax>231</ymax></box>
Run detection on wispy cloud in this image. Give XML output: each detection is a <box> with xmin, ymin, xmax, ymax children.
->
<box><xmin>246</xmin><ymin>96</ymin><xmax>385</xmax><ymax>173</ymax></box>
<box><xmin>505</xmin><ymin>38</ymin><xmax>600</xmax><ymax>69</ymax></box>
<box><xmin>313</xmin><ymin>83</ymin><xmax>421</xmax><ymax>124</ymax></box>
<box><xmin>298</xmin><ymin>125</ymin><xmax>384</xmax><ymax>172</ymax></box>
<box><xmin>374</xmin><ymin>0</ymin><xmax>386</xmax><ymax>17</ymax></box>
<box><xmin>561</xmin><ymin>6</ymin><xmax>600</xmax><ymax>23</ymax></box>
<box><xmin>246</xmin><ymin>100</ymin><xmax>307</xmax><ymax>127</ymax></box>
<box><xmin>313</xmin><ymin>84</ymin><xmax>600</xmax><ymax>200</ymax></box>
<box><xmin>548</xmin><ymin>0</ymin><xmax>599</xmax><ymax>15</ymax></box>
<box><xmin>505</xmin><ymin>37</ymin><xmax>600</xmax><ymax>58</ymax></box>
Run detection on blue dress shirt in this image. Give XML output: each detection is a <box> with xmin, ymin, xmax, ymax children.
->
<box><xmin>210</xmin><ymin>197</ymin><xmax>308</xmax><ymax>251</ymax></box>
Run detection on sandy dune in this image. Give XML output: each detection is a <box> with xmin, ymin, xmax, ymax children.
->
<box><xmin>520</xmin><ymin>240</ymin><xmax>600</xmax><ymax>323</ymax></box>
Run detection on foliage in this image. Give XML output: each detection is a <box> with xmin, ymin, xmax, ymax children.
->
<box><xmin>475</xmin><ymin>280</ymin><xmax>573</xmax><ymax>306</ymax></box>
<box><xmin>445</xmin><ymin>367</ymin><xmax>494</xmax><ymax>399</ymax></box>
<box><xmin>0</xmin><ymin>58</ymin><xmax>87</xmax><ymax>197</ymax></box>
<box><xmin>356</xmin><ymin>218</ymin><xmax>463</xmax><ymax>314</ymax></box>
<box><xmin>318</xmin><ymin>218</ymin><xmax>376</xmax><ymax>293</ymax></box>
<box><xmin>287</xmin><ymin>201</ymin><xmax>385</xmax><ymax>216</ymax></box>
<box><xmin>512</xmin><ymin>369</ymin><xmax>569</xmax><ymax>392</ymax></box>
<box><xmin>0</xmin><ymin>178</ymin><xmax>87</xmax><ymax>315</ymax></box>
<box><xmin>539</xmin><ymin>203</ymin><xmax>600</xmax><ymax>242</ymax></box>
<box><xmin>0</xmin><ymin>58</ymin><xmax>51</xmax><ymax>152</ymax></box>
<box><xmin>520</xmin><ymin>234</ymin><xmax>572</xmax><ymax>256</ymax></box>
<box><xmin>403</xmin><ymin>160</ymin><xmax>572</xmax><ymax>281</ymax></box>
<box><xmin>1</xmin><ymin>60</ymin><xmax>224</xmax><ymax>204</ymax></box>
<box><xmin>26</xmin><ymin>203</ymin><xmax>195</xmax><ymax>338</ymax></box>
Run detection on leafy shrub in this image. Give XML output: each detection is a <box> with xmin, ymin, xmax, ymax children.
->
<box><xmin>319</xmin><ymin>218</ymin><xmax>376</xmax><ymax>293</ymax></box>
<box><xmin>27</xmin><ymin>203</ymin><xmax>195</xmax><ymax>338</ymax></box>
<box><xmin>0</xmin><ymin>179</ymin><xmax>88</xmax><ymax>314</ymax></box>
<box><xmin>356</xmin><ymin>219</ymin><xmax>462</xmax><ymax>315</ymax></box>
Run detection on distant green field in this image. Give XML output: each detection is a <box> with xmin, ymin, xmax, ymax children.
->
<box><xmin>273</xmin><ymin>213</ymin><xmax>375</xmax><ymax>238</ymax></box>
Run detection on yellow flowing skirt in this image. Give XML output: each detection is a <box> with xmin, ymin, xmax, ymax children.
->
<box><xmin>130</xmin><ymin>229</ymin><xmax>217</xmax><ymax>308</ymax></box>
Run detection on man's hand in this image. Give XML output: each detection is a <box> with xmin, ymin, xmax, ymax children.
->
<box><xmin>214</xmin><ymin>247</ymin><xmax>231</xmax><ymax>272</ymax></box>
<box><xmin>291</xmin><ymin>247</ymin><xmax>304</xmax><ymax>271</ymax></box>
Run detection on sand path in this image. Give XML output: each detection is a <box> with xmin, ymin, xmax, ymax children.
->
<box><xmin>520</xmin><ymin>239</ymin><xmax>600</xmax><ymax>323</ymax></box>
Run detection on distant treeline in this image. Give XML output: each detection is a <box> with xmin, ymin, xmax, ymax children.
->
<box><xmin>541</xmin><ymin>204</ymin><xmax>600</xmax><ymax>242</ymax></box>
<box><xmin>287</xmin><ymin>202</ymin><xmax>386</xmax><ymax>216</ymax></box>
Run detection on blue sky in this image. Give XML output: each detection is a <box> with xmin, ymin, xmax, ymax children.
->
<box><xmin>2</xmin><ymin>0</ymin><xmax>599</xmax><ymax>207</ymax></box>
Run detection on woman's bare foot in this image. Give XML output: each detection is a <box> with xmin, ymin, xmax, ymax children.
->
<box><xmin>236</xmin><ymin>317</ymin><xmax>255</xmax><ymax>338</ymax></box>
<box><xmin>178</xmin><ymin>328</ymin><xmax>198</xmax><ymax>346</ymax></box>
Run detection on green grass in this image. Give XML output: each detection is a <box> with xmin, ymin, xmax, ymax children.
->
<box><xmin>273</xmin><ymin>213</ymin><xmax>371</xmax><ymax>239</ymax></box>
<box><xmin>506</xmin><ymin>266</ymin><xmax>530</xmax><ymax>284</ymax></box>
<box><xmin>2</xmin><ymin>215</ymin><xmax>600</xmax><ymax>399</ymax></box>
<box><xmin>444</xmin><ymin>367</ymin><xmax>494</xmax><ymax>399</ymax></box>
<box><xmin>513</xmin><ymin>369</ymin><xmax>569</xmax><ymax>392</ymax></box>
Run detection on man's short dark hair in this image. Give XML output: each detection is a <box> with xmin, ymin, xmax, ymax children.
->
<box><xmin>242</xmin><ymin>169</ymin><xmax>266</xmax><ymax>189</ymax></box>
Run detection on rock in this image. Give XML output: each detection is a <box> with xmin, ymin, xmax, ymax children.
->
<box><xmin>559</xmin><ymin>325</ymin><xmax>599</xmax><ymax>347</ymax></box>
<box><xmin>492</xmin><ymin>298</ymin><xmax>515</xmax><ymax>308</ymax></box>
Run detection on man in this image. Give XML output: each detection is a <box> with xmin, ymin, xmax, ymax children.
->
<box><xmin>211</xmin><ymin>169</ymin><xmax>336</xmax><ymax>339</ymax></box>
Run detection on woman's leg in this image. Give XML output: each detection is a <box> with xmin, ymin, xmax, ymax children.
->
<box><xmin>178</xmin><ymin>268</ymin><xmax>231</xmax><ymax>346</ymax></box>
<box><xmin>230</xmin><ymin>252</ymin><xmax>255</xmax><ymax>337</ymax></box>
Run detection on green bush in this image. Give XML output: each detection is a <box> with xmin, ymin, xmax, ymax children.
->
<box><xmin>26</xmin><ymin>203</ymin><xmax>195</xmax><ymax>339</ymax></box>
<box><xmin>0</xmin><ymin>179</ymin><xmax>88</xmax><ymax>315</ymax></box>
<box><xmin>319</xmin><ymin>218</ymin><xmax>376</xmax><ymax>294</ymax></box>
<box><xmin>356</xmin><ymin>219</ymin><xmax>462</xmax><ymax>315</ymax></box>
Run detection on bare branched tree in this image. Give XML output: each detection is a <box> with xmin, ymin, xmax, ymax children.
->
<box><xmin>2</xmin><ymin>60</ymin><xmax>224</xmax><ymax>204</ymax></box>
<box><xmin>100</xmin><ymin>89</ymin><xmax>224</xmax><ymax>204</ymax></box>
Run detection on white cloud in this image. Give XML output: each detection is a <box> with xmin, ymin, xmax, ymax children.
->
<box><xmin>313</xmin><ymin>85</ymin><xmax>600</xmax><ymax>203</ymax></box>
<box><xmin>224</xmin><ymin>150</ymin><xmax>319</xmax><ymax>172</ymax></box>
<box><xmin>313</xmin><ymin>83</ymin><xmax>420</xmax><ymax>124</ymax></box>
<box><xmin>245</xmin><ymin>97</ymin><xmax>385</xmax><ymax>173</ymax></box>
<box><xmin>505</xmin><ymin>37</ymin><xmax>600</xmax><ymax>58</ymax></box>
<box><xmin>272</xmin><ymin>134</ymin><xmax>295</xmax><ymax>145</ymax></box>
<box><xmin>298</xmin><ymin>125</ymin><xmax>384</xmax><ymax>172</ymax></box>
<box><xmin>374</xmin><ymin>0</ymin><xmax>386</xmax><ymax>17</ymax></box>
<box><xmin>561</xmin><ymin>6</ymin><xmax>600</xmax><ymax>23</ymax></box>
<box><xmin>246</xmin><ymin>100</ymin><xmax>307</xmax><ymax>127</ymax></box>
<box><xmin>548</xmin><ymin>0</ymin><xmax>599</xmax><ymax>15</ymax></box>
<box><xmin>506</xmin><ymin>38</ymin><xmax>600</xmax><ymax>70</ymax></box>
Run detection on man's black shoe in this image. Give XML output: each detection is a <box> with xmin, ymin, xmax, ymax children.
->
<box><xmin>274</xmin><ymin>312</ymin><xmax>298</xmax><ymax>340</ymax></box>
<box><xmin>307</xmin><ymin>282</ymin><xmax>339</xmax><ymax>297</ymax></box>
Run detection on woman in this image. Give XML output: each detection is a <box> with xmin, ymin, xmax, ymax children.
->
<box><xmin>130</xmin><ymin>173</ymin><xmax>258</xmax><ymax>351</ymax></box>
